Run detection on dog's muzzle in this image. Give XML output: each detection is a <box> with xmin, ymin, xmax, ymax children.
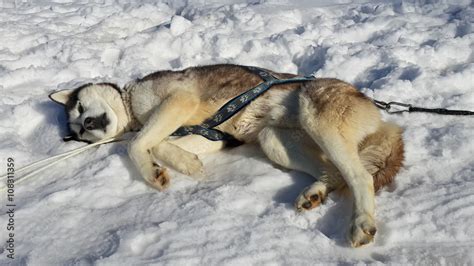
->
<box><xmin>83</xmin><ymin>113</ymin><xmax>109</xmax><ymax>131</ymax></box>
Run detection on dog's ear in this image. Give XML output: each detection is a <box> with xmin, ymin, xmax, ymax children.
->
<box><xmin>49</xmin><ymin>89</ymin><xmax>73</xmax><ymax>105</ymax></box>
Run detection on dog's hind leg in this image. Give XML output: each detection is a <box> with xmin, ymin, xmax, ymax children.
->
<box><xmin>151</xmin><ymin>141</ymin><xmax>204</xmax><ymax>177</ymax></box>
<box><xmin>150</xmin><ymin>135</ymin><xmax>226</xmax><ymax>177</ymax></box>
<box><xmin>167</xmin><ymin>135</ymin><xmax>225</xmax><ymax>155</ymax></box>
<box><xmin>299</xmin><ymin>80</ymin><xmax>381</xmax><ymax>247</ymax></box>
<box><xmin>258</xmin><ymin>127</ymin><xmax>343</xmax><ymax>210</ymax></box>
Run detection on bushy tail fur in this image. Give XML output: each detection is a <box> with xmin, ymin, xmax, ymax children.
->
<box><xmin>358</xmin><ymin>122</ymin><xmax>404</xmax><ymax>192</ymax></box>
<box><xmin>325</xmin><ymin>122</ymin><xmax>404</xmax><ymax>193</ymax></box>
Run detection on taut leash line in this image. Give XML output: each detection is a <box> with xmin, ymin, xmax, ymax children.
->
<box><xmin>0</xmin><ymin>137</ymin><xmax>123</xmax><ymax>192</ymax></box>
<box><xmin>1</xmin><ymin>141</ymin><xmax>102</xmax><ymax>181</ymax></box>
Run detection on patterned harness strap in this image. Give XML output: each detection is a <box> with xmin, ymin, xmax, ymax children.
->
<box><xmin>171</xmin><ymin>66</ymin><xmax>316</xmax><ymax>144</ymax></box>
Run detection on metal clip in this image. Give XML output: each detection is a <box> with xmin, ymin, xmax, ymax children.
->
<box><xmin>373</xmin><ymin>100</ymin><xmax>411</xmax><ymax>114</ymax></box>
<box><xmin>386</xmin><ymin>101</ymin><xmax>412</xmax><ymax>114</ymax></box>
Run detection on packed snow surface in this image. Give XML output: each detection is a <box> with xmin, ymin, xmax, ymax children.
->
<box><xmin>1</xmin><ymin>0</ymin><xmax>473</xmax><ymax>264</ymax></box>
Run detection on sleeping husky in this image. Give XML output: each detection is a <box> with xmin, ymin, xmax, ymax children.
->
<box><xmin>49</xmin><ymin>64</ymin><xmax>404</xmax><ymax>247</ymax></box>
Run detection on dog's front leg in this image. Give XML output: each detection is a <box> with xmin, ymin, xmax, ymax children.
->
<box><xmin>128</xmin><ymin>92</ymin><xmax>199</xmax><ymax>190</ymax></box>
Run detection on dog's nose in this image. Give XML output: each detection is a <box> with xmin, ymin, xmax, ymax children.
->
<box><xmin>84</xmin><ymin>117</ymin><xmax>94</xmax><ymax>130</ymax></box>
<box><xmin>83</xmin><ymin>113</ymin><xmax>109</xmax><ymax>131</ymax></box>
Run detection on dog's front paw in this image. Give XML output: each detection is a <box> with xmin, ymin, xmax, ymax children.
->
<box><xmin>349</xmin><ymin>213</ymin><xmax>377</xmax><ymax>248</ymax></box>
<box><xmin>144</xmin><ymin>163</ymin><xmax>171</xmax><ymax>191</ymax></box>
<box><xmin>154</xmin><ymin>165</ymin><xmax>171</xmax><ymax>191</ymax></box>
<box><xmin>295</xmin><ymin>182</ymin><xmax>327</xmax><ymax>212</ymax></box>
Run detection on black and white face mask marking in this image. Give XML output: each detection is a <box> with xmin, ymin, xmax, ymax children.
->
<box><xmin>50</xmin><ymin>83</ymin><xmax>124</xmax><ymax>143</ymax></box>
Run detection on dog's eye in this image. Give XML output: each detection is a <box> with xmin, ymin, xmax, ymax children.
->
<box><xmin>78</xmin><ymin>103</ymin><xmax>84</xmax><ymax>114</ymax></box>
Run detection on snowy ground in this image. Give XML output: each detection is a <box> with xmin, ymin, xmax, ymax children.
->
<box><xmin>1</xmin><ymin>0</ymin><xmax>473</xmax><ymax>264</ymax></box>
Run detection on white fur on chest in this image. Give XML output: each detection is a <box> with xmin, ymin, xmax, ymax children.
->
<box><xmin>128</xmin><ymin>80</ymin><xmax>163</xmax><ymax>124</ymax></box>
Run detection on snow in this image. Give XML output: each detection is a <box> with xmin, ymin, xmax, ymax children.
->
<box><xmin>1</xmin><ymin>0</ymin><xmax>473</xmax><ymax>264</ymax></box>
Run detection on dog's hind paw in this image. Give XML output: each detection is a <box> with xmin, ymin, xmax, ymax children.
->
<box><xmin>295</xmin><ymin>182</ymin><xmax>328</xmax><ymax>212</ymax></box>
<box><xmin>349</xmin><ymin>213</ymin><xmax>377</xmax><ymax>248</ymax></box>
<box><xmin>175</xmin><ymin>153</ymin><xmax>204</xmax><ymax>177</ymax></box>
<box><xmin>152</xmin><ymin>143</ymin><xmax>204</xmax><ymax>178</ymax></box>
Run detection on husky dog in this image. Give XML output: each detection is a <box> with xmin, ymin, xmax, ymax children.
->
<box><xmin>49</xmin><ymin>64</ymin><xmax>404</xmax><ymax>247</ymax></box>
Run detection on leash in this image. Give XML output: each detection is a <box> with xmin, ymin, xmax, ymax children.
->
<box><xmin>171</xmin><ymin>66</ymin><xmax>316</xmax><ymax>144</ymax></box>
<box><xmin>373</xmin><ymin>100</ymin><xmax>474</xmax><ymax>116</ymax></box>
<box><xmin>0</xmin><ymin>137</ymin><xmax>123</xmax><ymax>192</ymax></box>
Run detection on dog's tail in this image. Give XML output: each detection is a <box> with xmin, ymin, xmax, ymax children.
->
<box><xmin>358</xmin><ymin>122</ymin><xmax>404</xmax><ymax>192</ymax></box>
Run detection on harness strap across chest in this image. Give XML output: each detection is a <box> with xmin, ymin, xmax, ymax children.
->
<box><xmin>171</xmin><ymin>66</ymin><xmax>316</xmax><ymax>144</ymax></box>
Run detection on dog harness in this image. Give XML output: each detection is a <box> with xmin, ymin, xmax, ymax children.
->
<box><xmin>171</xmin><ymin>66</ymin><xmax>316</xmax><ymax>144</ymax></box>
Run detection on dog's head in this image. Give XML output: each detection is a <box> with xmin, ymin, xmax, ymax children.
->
<box><xmin>49</xmin><ymin>83</ymin><xmax>129</xmax><ymax>143</ymax></box>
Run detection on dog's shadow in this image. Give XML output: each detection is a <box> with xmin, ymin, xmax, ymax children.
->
<box><xmin>273</xmin><ymin>170</ymin><xmax>315</xmax><ymax>204</ymax></box>
<box><xmin>316</xmin><ymin>195</ymin><xmax>353</xmax><ymax>246</ymax></box>
<box><xmin>34</xmin><ymin>101</ymin><xmax>70</xmax><ymax>138</ymax></box>
<box><xmin>273</xmin><ymin>168</ymin><xmax>353</xmax><ymax>247</ymax></box>
<box><xmin>213</xmin><ymin>145</ymin><xmax>353</xmax><ymax>247</ymax></box>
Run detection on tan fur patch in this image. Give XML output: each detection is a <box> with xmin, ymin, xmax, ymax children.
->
<box><xmin>366</xmin><ymin>123</ymin><xmax>405</xmax><ymax>192</ymax></box>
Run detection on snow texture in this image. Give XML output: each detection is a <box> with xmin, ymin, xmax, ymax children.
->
<box><xmin>0</xmin><ymin>0</ymin><xmax>473</xmax><ymax>264</ymax></box>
